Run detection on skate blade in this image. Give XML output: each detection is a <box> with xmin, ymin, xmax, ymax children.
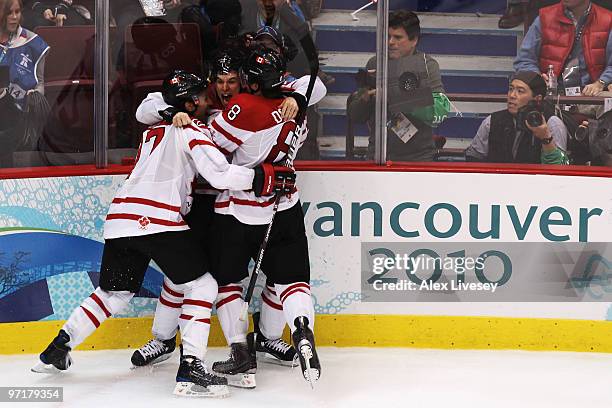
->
<box><xmin>173</xmin><ymin>382</ymin><xmax>230</xmax><ymax>398</ymax></box>
<box><xmin>31</xmin><ymin>361</ymin><xmax>62</xmax><ymax>374</ymax></box>
<box><xmin>130</xmin><ymin>352</ymin><xmax>173</xmax><ymax>369</ymax></box>
<box><xmin>298</xmin><ymin>344</ymin><xmax>320</xmax><ymax>389</ymax></box>
<box><xmin>257</xmin><ymin>352</ymin><xmax>299</xmax><ymax>367</ymax></box>
<box><xmin>221</xmin><ymin>373</ymin><xmax>256</xmax><ymax>389</ymax></box>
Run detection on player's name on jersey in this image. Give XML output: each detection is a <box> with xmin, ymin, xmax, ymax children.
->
<box><xmin>371</xmin><ymin>279</ymin><xmax>499</xmax><ymax>293</ymax></box>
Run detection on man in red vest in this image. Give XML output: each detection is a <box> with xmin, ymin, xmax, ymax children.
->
<box><xmin>514</xmin><ymin>0</ymin><xmax>611</xmax><ymax>97</ymax></box>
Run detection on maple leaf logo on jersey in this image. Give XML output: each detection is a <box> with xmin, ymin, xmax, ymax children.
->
<box><xmin>138</xmin><ymin>216</ymin><xmax>151</xmax><ymax>229</ymax></box>
<box><xmin>255</xmin><ymin>56</ymin><xmax>268</xmax><ymax>65</ymax></box>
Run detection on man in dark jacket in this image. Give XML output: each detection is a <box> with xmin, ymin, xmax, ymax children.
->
<box><xmin>465</xmin><ymin>71</ymin><xmax>569</xmax><ymax>164</ymax></box>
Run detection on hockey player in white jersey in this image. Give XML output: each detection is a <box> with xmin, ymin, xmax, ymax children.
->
<box><xmin>131</xmin><ymin>47</ymin><xmax>322</xmax><ymax>372</ymax></box>
<box><xmin>31</xmin><ymin>70</ymin><xmax>296</xmax><ymax>398</ymax></box>
<box><xmin>130</xmin><ymin>50</ymin><xmax>249</xmax><ymax>370</ymax></box>
<box><xmin>131</xmin><ymin>49</ymin><xmax>299</xmax><ymax>369</ymax></box>
<box><xmin>208</xmin><ymin>47</ymin><xmax>326</xmax><ymax>387</ymax></box>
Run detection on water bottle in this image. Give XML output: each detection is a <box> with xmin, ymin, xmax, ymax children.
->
<box><xmin>547</xmin><ymin>65</ymin><xmax>557</xmax><ymax>97</ymax></box>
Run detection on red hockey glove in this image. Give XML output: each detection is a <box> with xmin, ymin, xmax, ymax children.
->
<box><xmin>253</xmin><ymin>163</ymin><xmax>296</xmax><ymax>197</ymax></box>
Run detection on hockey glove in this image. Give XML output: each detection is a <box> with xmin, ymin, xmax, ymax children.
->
<box><xmin>158</xmin><ymin>107</ymin><xmax>180</xmax><ymax>123</ymax></box>
<box><xmin>253</xmin><ymin>163</ymin><xmax>296</xmax><ymax>197</ymax></box>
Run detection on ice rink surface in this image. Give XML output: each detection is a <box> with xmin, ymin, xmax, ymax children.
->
<box><xmin>2</xmin><ymin>347</ymin><xmax>612</xmax><ymax>408</ymax></box>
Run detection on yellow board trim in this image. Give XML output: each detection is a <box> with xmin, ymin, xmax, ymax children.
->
<box><xmin>2</xmin><ymin>315</ymin><xmax>612</xmax><ymax>355</ymax></box>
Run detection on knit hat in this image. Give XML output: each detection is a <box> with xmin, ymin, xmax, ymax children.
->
<box><xmin>510</xmin><ymin>71</ymin><xmax>547</xmax><ymax>97</ymax></box>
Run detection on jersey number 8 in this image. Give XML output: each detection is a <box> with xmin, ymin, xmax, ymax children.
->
<box><xmin>227</xmin><ymin>105</ymin><xmax>241</xmax><ymax>121</ymax></box>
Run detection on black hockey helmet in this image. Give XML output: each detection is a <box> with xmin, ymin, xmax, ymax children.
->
<box><xmin>253</xmin><ymin>26</ymin><xmax>298</xmax><ymax>62</ymax></box>
<box><xmin>240</xmin><ymin>47</ymin><xmax>286</xmax><ymax>96</ymax></box>
<box><xmin>211</xmin><ymin>47</ymin><xmax>247</xmax><ymax>78</ymax></box>
<box><xmin>162</xmin><ymin>70</ymin><xmax>208</xmax><ymax>109</ymax></box>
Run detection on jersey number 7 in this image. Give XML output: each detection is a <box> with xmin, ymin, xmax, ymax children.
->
<box><xmin>135</xmin><ymin>126</ymin><xmax>166</xmax><ymax>164</ymax></box>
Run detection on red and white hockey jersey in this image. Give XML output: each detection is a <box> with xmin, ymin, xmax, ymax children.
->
<box><xmin>209</xmin><ymin>76</ymin><xmax>327</xmax><ymax>225</ymax></box>
<box><xmin>103</xmin><ymin>119</ymin><xmax>255</xmax><ymax>239</ymax></box>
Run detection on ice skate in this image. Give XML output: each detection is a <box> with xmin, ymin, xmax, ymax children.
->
<box><xmin>174</xmin><ymin>355</ymin><xmax>230</xmax><ymax>398</ymax></box>
<box><xmin>131</xmin><ymin>336</ymin><xmax>176</xmax><ymax>367</ymax></box>
<box><xmin>32</xmin><ymin>329</ymin><xmax>73</xmax><ymax>374</ymax></box>
<box><xmin>292</xmin><ymin>316</ymin><xmax>321</xmax><ymax>388</ymax></box>
<box><xmin>253</xmin><ymin>312</ymin><xmax>297</xmax><ymax>367</ymax></box>
<box><xmin>212</xmin><ymin>338</ymin><xmax>257</xmax><ymax>389</ymax></box>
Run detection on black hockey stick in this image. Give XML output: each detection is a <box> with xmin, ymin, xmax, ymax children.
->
<box><xmin>240</xmin><ymin>14</ymin><xmax>320</xmax><ymax>322</ymax></box>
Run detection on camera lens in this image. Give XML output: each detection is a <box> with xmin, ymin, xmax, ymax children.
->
<box><xmin>575</xmin><ymin>126</ymin><xmax>588</xmax><ymax>142</ymax></box>
<box><xmin>399</xmin><ymin>72</ymin><xmax>419</xmax><ymax>92</ymax></box>
<box><xmin>526</xmin><ymin>111</ymin><xmax>543</xmax><ymax>127</ymax></box>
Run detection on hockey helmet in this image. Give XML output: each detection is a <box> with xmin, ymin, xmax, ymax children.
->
<box><xmin>253</xmin><ymin>26</ymin><xmax>298</xmax><ymax>62</ymax></box>
<box><xmin>240</xmin><ymin>47</ymin><xmax>287</xmax><ymax>95</ymax></box>
<box><xmin>211</xmin><ymin>48</ymin><xmax>247</xmax><ymax>78</ymax></box>
<box><xmin>162</xmin><ymin>70</ymin><xmax>208</xmax><ymax>109</ymax></box>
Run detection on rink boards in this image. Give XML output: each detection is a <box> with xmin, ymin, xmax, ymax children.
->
<box><xmin>0</xmin><ymin>166</ymin><xmax>611</xmax><ymax>353</ymax></box>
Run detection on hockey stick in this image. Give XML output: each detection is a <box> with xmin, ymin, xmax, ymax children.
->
<box><xmin>350</xmin><ymin>0</ymin><xmax>378</xmax><ymax>21</ymax></box>
<box><xmin>239</xmin><ymin>13</ymin><xmax>320</xmax><ymax>322</ymax></box>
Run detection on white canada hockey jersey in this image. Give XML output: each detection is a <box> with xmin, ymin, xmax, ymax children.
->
<box><xmin>209</xmin><ymin>76</ymin><xmax>327</xmax><ymax>225</ymax></box>
<box><xmin>103</xmin><ymin>119</ymin><xmax>255</xmax><ymax>239</ymax></box>
<box><xmin>134</xmin><ymin>75</ymin><xmax>327</xmax><ymax>209</ymax></box>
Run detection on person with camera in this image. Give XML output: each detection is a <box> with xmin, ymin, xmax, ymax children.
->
<box><xmin>348</xmin><ymin>10</ymin><xmax>450</xmax><ymax>162</ymax></box>
<box><xmin>466</xmin><ymin>71</ymin><xmax>569</xmax><ymax>164</ymax></box>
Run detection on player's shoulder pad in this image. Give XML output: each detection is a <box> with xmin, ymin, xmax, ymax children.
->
<box><xmin>222</xmin><ymin>94</ymin><xmax>278</xmax><ymax>131</ymax></box>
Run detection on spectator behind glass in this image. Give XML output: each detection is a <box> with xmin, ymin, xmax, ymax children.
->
<box><xmin>0</xmin><ymin>0</ymin><xmax>49</xmax><ymax>110</ymax></box>
<box><xmin>179</xmin><ymin>0</ymin><xmax>243</xmax><ymax>58</ymax></box>
<box><xmin>239</xmin><ymin>0</ymin><xmax>309</xmax><ymax>76</ymax></box>
<box><xmin>22</xmin><ymin>0</ymin><xmax>92</xmax><ymax>29</ymax></box>
<box><xmin>347</xmin><ymin>10</ymin><xmax>450</xmax><ymax>162</ymax></box>
<box><xmin>498</xmin><ymin>0</ymin><xmax>610</xmax><ymax>30</ymax></box>
<box><xmin>0</xmin><ymin>64</ymin><xmax>25</xmax><ymax>167</ymax></box>
<box><xmin>466</xmin><ymin>71</ymin><xmax>569</xmax><ymax>165</ymax></box>
<box><xmin>514</xmin><ymin>0</ymin><xmax>612</xmax><ymax>97</ymax></box>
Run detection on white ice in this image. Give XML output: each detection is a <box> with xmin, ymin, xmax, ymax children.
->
<box><xmin>2</xmin><ymin>347</ymin><xmax>612</xmax><ymax>408</ymax></box>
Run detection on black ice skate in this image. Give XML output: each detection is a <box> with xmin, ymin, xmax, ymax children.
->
<box><xmin>253</xmin><ymin>312</ymin><xmax>297</xmax><ymax>367</ymax></box>
<box><xmin>131</xmin><ymin>336</ymin><xmax>176</xmax><ymax>367</ymax></box>
<box><xmin>32</xmin><ymin>329</ymin><xmax>73</xmax><ymax>374</ymax></box>
<box><xmin>211</xmin><ymin>339</ymin><xmax>257</xmax><ymax>389</ymax></box>
<box><xmin>174</xmin><ymin>355</ymin><xmax>229</xmax><ymax>398</ymax></box>
<box><xmin>292</xmin><ymin>316</ymin><xmax>321</xmax><ymax>388</ymax></box>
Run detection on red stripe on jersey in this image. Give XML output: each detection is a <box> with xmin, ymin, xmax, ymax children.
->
<box><xmin>211</xmin><ymin>120</ymin><xmax>243</xmax><ymax>146</ymax></box>
<box><xmin>214</xmin><ymin>195</ymin><xmax>277</xmax><ymax>209</ymax></box>
<box><xmin>265</xmin><ymin>286</ymin><xmax>277</xmax><ymax>296</ymax></box>
<box><xmin>159</xmin><ymin>295</ymin><xmax>182</xmax><ymax>308</ymax></box>
<box><xmin>216</xmin><ymin>293</ymin><xmax>242</xmax><ymax>308</ymax></box>
<box><xmin>163</xmin><ymin>282</ymin><xmax>184</xmax><ymax>298</ymax></box>
<box><xmin>218</xmin><ymin>285</ymin><xmax>243</xmax><ymax>293</ymax></box>
<box><xmin>188</xmin><ymin>139</ymin><xmax>217</xmax><ymax>150</ymax></box>
<box><xmin>183</xmin><ymin>299</ymin><xmax>213</xmax><ymax>309</ymax></box>
<box><xmin>81</xmin><ymin>306</ymin><xmax>100</xmax><ymax>328</ymax></box>
<box><xmin>217</xmin><ymin>145</ymin><xmax>231</xmax><ymax>156</ymax></box>
<box><xmin>262</xmin><ymin>292</ymin><xmax>283</xmax><ymax>311</ymax></box>
<box><xmin>112</xmin><ymin>197</ymin><xmax>181</xmax><ymax>213</ymax></box>
<box><xmin>106</xmin><ymin>213</ymin><xmax>186</xmax><ymax>226</ymax></box>
<box><xmin>280</xmin><ymin>282</ymin><xmax>310</xmax><ymax>302</ymax></box>
<box><xmin>90</xmin><ymin>293</ymin><xmax>111</xmax><ymax>318</ymax></box>
<box><xmin>280</xmin><ymin>288</ymin><xmax>309</xmax><ymax>303</ymax></box>
<box><xmin>179</xmin><ymin>314</ymin><xmax>211</xmax><ymax>324</ymax></box>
